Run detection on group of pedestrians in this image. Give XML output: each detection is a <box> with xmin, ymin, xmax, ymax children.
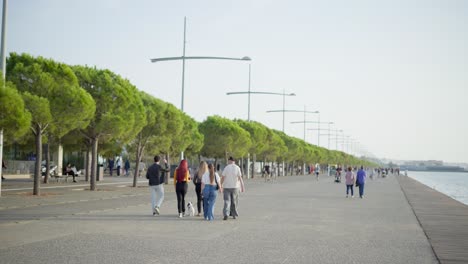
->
<box><xmin>146</xmin><ymin>155</ymin><xmax>245</xmax><ymax>221</ymax></box>
<box><xmin>344</xmin><ymin>166</ymin><xmax>367</xmax><ymax>198</ymax></box>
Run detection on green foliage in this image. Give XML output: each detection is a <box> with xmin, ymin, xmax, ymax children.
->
<box><xmin>0</xmin><ymin>78</ymin><xmax>31</xmax><ymax>142</ymax></box>
<box><xmin>235</xmin><ymin>119</ymin><xmax>269</xmax><ymax>155</ymax></box>
<box><xmin>7</xmin><ymin>53</ymin><xmax>96</xmax><ymax>141</ymax></box>
<box><xmin>199</xmin><ymin>116</ymin><xmax>251</xmax><ymax>160</ymax></box>
<box><xmin>72</xmin><ymin>65</ymin><xmax>145</xmax><ymax>142</ymax></box>
<box><xmin>261</xmin><ymin>129</ymin><xmax>286</xmax><ymax>161</ymax></box>
<box><xmin>22</xmin><ymin>92</ymin><xmax>52</xmax><ymax>130</ymax></box>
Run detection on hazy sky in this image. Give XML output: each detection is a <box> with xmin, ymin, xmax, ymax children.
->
<box><xmin>6</xmin><ymin>0</ymin><xmax>468</xmax><ymax>163</ymax></box>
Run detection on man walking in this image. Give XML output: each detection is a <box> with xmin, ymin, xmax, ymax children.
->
<box><xmin>356</xmin><ymin>166</ymin><xmax>367</xmax><ymax>198</ymax></box>
<box><xmin>221</xmin><ymin>157</ymin><xmax>245</xmax><ymax>220</ymax></box>
<box><xmin>146</xmin><ymin>155</ymin><xmax>169</xmax><ymax>216</ymax></box>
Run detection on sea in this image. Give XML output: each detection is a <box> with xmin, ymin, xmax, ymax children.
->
<box><xmin>408</xmin><ymin>171</ymin><xmax>468</xmax><ymax>206</ymax></box>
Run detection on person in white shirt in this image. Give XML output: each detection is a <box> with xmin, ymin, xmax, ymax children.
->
<box><xmin>221</xmin><ymin>157</ymin><xmax>245</xmax><ymax>220</ymax></box>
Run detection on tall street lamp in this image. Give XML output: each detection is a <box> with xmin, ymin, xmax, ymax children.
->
<box><xmin>150</xmin><ymin>17</ymin><xmax>251</xmax><ymax>159</ymax></box>
<box><xmin>0</xmin><ymin>0</ymin><xmax>7</xmax><ymax>197</ymax></box>
<box><xmin>329</xmin><ymin>129</ymin><xmax>344</xmax><ymax>150</ymax></box>
<box><xmin>241</xmin><ymin>90</ymin><xmax>297</xmax><ymax>132</ymax></box>
<box><xmin>309</xmin><ymin>122</ymin><xmax>334</xmax><ymax>149</ymax></box>
<box><xmin>227</xmin><ymin>76</ymin><xmax>295</xmax><ymax>178</ymax></box>
<box><xmin>270</xmin><ymin>106</ymin><xmax>320</xmax><ymax>139</ymax></box>
<box><xmin>227</xmin><ymin>75</ymin><xmax>296</xmax><ymax>126</ymax></box>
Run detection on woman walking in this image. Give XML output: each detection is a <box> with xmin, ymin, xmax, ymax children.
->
<box><xmin>345</xmin><ymin>167</ymin><xmax>355</xmax><ymax>198</ymax></box>
<box><xmin>174</xmin><ymin>160</ymin><xmax>190</xmax><ymax>218</ymax></box>
<box><xmin>202</xmin><ymin>163</ymin><xmax>222</xmax><ymax>221</ymax></box>
<box><xmin>193</xmin><ymin>161</ymin><xmax>208</xmax><ymax>216</ymax></box>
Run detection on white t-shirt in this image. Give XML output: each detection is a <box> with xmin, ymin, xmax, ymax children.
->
<box><xmin>222</xmin><ymin>163</ymin><xmax>242</xmax><ymax>188</ymax></box>
<box><xmin>201</xmin><ymin>171</ymin><xmax>221</xmax><ymax>185</ymax></box>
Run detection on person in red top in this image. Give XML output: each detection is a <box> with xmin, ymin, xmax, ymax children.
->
<box><xmin>174</xmin><ymin>159</ymin><xmax>190</xmax><ymax>218</ymax></box>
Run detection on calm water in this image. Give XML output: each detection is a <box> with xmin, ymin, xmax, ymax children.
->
<box><xmin>408</xmin><ymin>171</ymin><xmax>468</xmax><ymax>206</ymax></box>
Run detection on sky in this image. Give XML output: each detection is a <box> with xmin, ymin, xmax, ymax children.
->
<box><xmin>5</xmin><ymin>0</ymin><xmax>468</xmax><ymax>163</ymax></box>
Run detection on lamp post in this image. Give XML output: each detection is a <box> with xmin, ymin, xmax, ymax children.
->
<box><xmin>227</xmin><ymin>84</ymin><xmax>296</xmax><ymax>125</ymax></box>
<box><xmin>278</xmin><ymin>106</ymin><xmax>319</xmax><ymax>141</ymax></box>
<box><xmin>150</xmin><ymin>17</ymin><xmax>251</xmax><ymax>159</ymax></box>
<box><xmin>328</xmin><ymin>129</ymin><xmax>344</xmax><ymax>150</ymax></box>
<box><xmin>295</xmin><ymin>120</ymin><xmax>332</xmax><ymax>146</ymax></box>
<box><xmin>0</xmin><ymin>0</ymin><xmax>7</xmax><ymax>197</ymax></box>
<box><xmin>227</xmin><ymin>83</ymin><xmax>295</xmax><ymax>178</ymax></box>
<box><xmin>310</xmin><ymin>122</ymin><xmax>334</xmax><ymax>149</ymax></box>
<box><xmin>257</xmin><ymin>90</ymin><xmax>298</xmax><ymax>132</ymax></box>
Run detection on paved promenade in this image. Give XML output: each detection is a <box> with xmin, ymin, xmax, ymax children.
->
<box><xmin>0</xmin><ymin>174</ymin><xmax>438</xmax><ymax>264</ymax></box>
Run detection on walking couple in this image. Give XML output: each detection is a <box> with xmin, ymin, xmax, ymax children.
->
<box><xmin>192</xmin><ymin>157</ymin><xmax>245</xmax><ymax>221</ymax></box>
<box><xmin>345</xmin><ymin>166</ymin><xmax>367</xmax><ymax>198</ymax></box>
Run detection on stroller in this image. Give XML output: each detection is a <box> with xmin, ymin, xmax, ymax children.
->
<box><xmin>334</xmin><ymin>171</ymin><xmax>341</xmax><ymax>183</ymax></box>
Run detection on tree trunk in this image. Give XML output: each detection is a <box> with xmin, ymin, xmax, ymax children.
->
<box><xmin>43</xmin><ymin>143</ymin><xmax>50</xmax><ymax>184</ymax></box>
<box><xmin>133</xmin><ymin>141</ymin><xmax>143</xmax><ymax>188</ymax></box>
<box><xmin>252</xmin><ymin>154</ymin><xmax>256</xmax><ymax>178</ymax></box>
<box><xmin>165</xmin><ymin>153</ymin><xmax>170</xmax><ymax>184</ymax></box>
<box><xmin>33</xmin><ymin>126</ymin><xmax>42</xmax><ymax>195</ymax></box>
<box><xmin>85</xmin><ymin>147</ymin><xmax>91</xmax><ymax>182</ymax></box>
<box><xmin>90</xmin><ymin>137</ymin><xmax>98</xmax><ymax>191</ymax></box>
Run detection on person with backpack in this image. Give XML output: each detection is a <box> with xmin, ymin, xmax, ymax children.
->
<box><xmin>146</xmin><ymin>155</ymin><xmax>169</xmax><ymax>216</ymax></box>
<box><xmin>174</xmin><ymin>159</ymin><xmax>191</xmax><ymax>218</ymax></box>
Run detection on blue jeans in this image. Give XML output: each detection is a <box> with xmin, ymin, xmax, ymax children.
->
<box><xmin>358</xmin><ymin>183</ymin><xmax>365</xmax><ymax>197</ymax></box>
<box><xmin>346</xmin><ymin>185</ymin><xmax>354</xmax><ymax>196</ymax></box>
<box><xmin>203</xmin><ymin>185</ymin><xmax>218</xmax><ymax>220</ymax></box>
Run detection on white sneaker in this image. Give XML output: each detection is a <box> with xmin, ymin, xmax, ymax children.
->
<box><xmin>179</xmin><ymin>213</ymin><xmax>183</xmax><ymax>218</ymax></box>
<box><xmin>155</xmin><ymin>207</ymin><xmax>160</xmax><ymax>215</ymax></box>
<box><xmin>351</xmin><ymin>195</ymin><xmax>354</xmax><ymax>198</ymax></box>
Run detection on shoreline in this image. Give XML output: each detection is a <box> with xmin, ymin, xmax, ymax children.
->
<box><xmin>398</xmin><ymin>175</ymin><xmax>468</xmax><ymax>263</ymax></box>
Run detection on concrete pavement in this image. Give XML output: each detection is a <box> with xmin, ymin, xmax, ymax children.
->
<box><xmin>0</xmin><ymin>174</ymin><xmax>438</xmax><ymax>264</ymax></box>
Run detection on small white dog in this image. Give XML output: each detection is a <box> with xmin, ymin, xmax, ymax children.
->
<box><xmin>186</xmin><ymin>202</ymin><xmax>195</xmax><ymax>217</ymax></box>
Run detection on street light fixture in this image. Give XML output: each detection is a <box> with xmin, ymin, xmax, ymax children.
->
<box><xmin>256</xmin><ymin>89</ymin><xmax>297</xmax><ymax>132</ymax></box>
<box><xmin>226</xmin><ymin>66</ymin><xmax>295</xmax><ymax>126</ymax></box>
<box><xmin>150</xmin><ymin>17</ymin><xmax>251</xmax><ymax>159</ymax></box>
<box><xmin>267</xmin><ymin>105</ymin><xmax>320</xmax><ymax>142</ymax></box>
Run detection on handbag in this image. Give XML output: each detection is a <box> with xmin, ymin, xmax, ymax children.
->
<box><xmin>214</xmin><ymin>174</ymin><xmax>220</xmax><ymax>190</ymax></box>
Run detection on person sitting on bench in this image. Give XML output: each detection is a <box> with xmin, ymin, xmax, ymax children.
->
<box><xmin>65</xmin><ymin>163</ymin><xmax>77</xmax><ymax>183</ymax></box>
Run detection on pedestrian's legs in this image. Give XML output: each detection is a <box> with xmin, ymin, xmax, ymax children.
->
<box><xmin>230</xmin><ymin>188</ymin><xmax>239</xmax><ymax>217</ymax></box>
<box><xmin>203</xmin><ymin>187</ymin><xmax>209</xmax><ymax>219</ymax></box>
<box><xmin>176</xmin><ymin>183</ymin><xmax>183</xmax><ymax>213</ymax></box>
<box><xmin>181</xmin><ymin>182</ymin><xmax>187</xmax><ymax>213</ymax></box>
<box><xmin>346</xmin><ymin>185</ymin><xmax>351</xmax><ymax>195</ymax></box>
<box><xmin>110</xmin><ymin>167</ymin><xmax>113</xmax><ymax>176</ymax></box>
<box><xmin>223</xmin><ymin>188</ymin><xmax>233</xmax><ymax>217</ymax></box>
<box><xmin>195</xmin><ymin>184</ymin><xmax>202</xmax><ymax>214</ymax></box>
<box><xmin>150</xmin><ymin>186</ymin><xmax>157</xmax><ymax>213</ymax></box>
<box><xmin>359</xmin><ymin>183</ymin><xmax>364</xmax><ymax>197</ymax></box>
<box><xmin>207</xmin><ymin>186</ymin><xmax>218</xmax><ymax>220</ymax></box>
<box><xmin>155</xmin><ymin>184</ymin><xmax>164</xmax><ymax>208</ymax></box>
<box><xmin>117</xmin><ymin>166</ymin><xmax>120</xmax><ymax>176</ymax></box>
<box><xmin>351</xmin><ymin>185</ymin><xmax>354</xmax><ymax>196</ymax></box>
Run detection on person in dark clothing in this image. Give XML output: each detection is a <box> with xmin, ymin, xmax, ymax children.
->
<box><xmin>2</xmin><ymin>160</ymin><xmax>6</xmax><ymax>181</ymax></box>
<box><xmin>108</xmin><ymin>158</ymin><xmax>114</xmax><ymax>176</ymax></box>
<box><xmin>124</xmin><ymin>159</ymin><xmax>130</xmax><ymax>176</ymax></box>
<box><xmin>174</xmin><ymin>159</ymin><xmax>190</xmax><ymax>218</ymax></box>
<box><xmin>65</xmin><ymin>162</ymin><xmax>77</xmax><ymax>183</ymax></box>
<box><xmin>193</xmin><ymin>161</ymin><xmax>208</xmax><ymax>216</ymax></box>
<box><xmin>146</xmin><ymin>155</ymin><xmax>169</xmax><ymax>216</ymax></box>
